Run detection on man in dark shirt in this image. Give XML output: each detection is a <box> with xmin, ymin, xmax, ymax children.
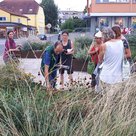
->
<box><xmin>41</xmin><ymin>41</ymin><xmax>63</xmax><ymax>90</ymax></box>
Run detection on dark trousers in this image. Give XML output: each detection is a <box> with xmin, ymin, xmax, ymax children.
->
<box><xmin>49</xmin><ymin>69</ymin><xmax>57</xmax><ymax>88</ymax></box>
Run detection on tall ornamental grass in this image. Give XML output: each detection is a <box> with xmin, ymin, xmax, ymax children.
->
<box><xmin>0</xmin><ymin>64</ymin><xmax>136</xmax><ymax>136</ymax></box>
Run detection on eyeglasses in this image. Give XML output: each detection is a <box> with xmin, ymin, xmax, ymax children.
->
<box><xmin>62</xmin><ymin>34</ymin><xmax>68</xmax><ymax>36</ymax></box>
<box><xmin>95</xmin><ymin>37</ymin><xmax>101</xmax><ymax>39</ymax></box>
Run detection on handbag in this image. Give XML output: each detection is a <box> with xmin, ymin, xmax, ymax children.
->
<box><xmin>122</xmin><ymin>55</ymin><xmax>131</xmax><ymax>81</ymax></box>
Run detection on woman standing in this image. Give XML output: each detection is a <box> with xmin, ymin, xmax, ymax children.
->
<box><xmin>3</xmin><ymin>31</ymin><xmax>20</xmax><ymax>63</ymax></box>
<box><xmin>88</xmin><ymin>31</ymin><xmax>103</xmax><ymax>87</ymax></box>
<box><xmin>99</xmin><ymin>27</ymin><xmax>124</xmax><ymax>85</ymax></box>
<box><xmin>59</xmin><ymin>31</ymin><xmax>74</xmax><ymax>89</ymax></box>
<box><xmin>112</xmin><ymin>25</ymin><xmax>132</xmax><ymax>63</ymax></box>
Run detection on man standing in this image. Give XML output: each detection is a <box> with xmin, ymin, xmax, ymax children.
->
<box><xmin>41</xmin><ymin>41</ymin><xmax>63</xmax><ymax>90</ymax></box>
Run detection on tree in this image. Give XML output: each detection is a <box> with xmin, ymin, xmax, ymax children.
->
<box><xmin>61</xmin><ymin>18</ymin><xmax>86</xmax><ymax>31</ymax></box>
<box><xmin>41</xmin><ymin>0</ymin><xmax>58</xmax><ymax>31</ymax></box>
<box><xmin>61</xmin><ymin>18</ymin><xmax>74</xmax><ymax>31</ymax></box>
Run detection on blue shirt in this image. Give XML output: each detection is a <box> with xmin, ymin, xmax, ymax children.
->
<box><xmin>42</xmin><ymin>45</ymin><xmax>60</xmax><ymax>71</ymax></box>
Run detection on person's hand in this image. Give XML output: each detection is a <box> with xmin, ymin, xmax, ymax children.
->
<box><xmin>16</xmin><ymin>46</ymin><xmax>22</xmax><ymax>51</ymax></box>
<box><xmin>66</xmin><ymin>49</ymin><xmax>73</xmax><ymax>55</ymax></box>
<box><xmin>95</xmin><ymin>47</ymin><xmax>99</xmax><ymax>52</ymax></box>
<box><xmin>46</xmin><ymin>82</ymin><xmax>52</xmax><ymax>91</ymax></box>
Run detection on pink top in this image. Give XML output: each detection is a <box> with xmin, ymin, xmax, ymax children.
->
<box><xmin>3</xmin><ymin>38</ymin><xmax>16</xmax><ymax>61</ymax></box>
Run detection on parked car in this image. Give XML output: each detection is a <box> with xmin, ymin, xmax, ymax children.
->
<box><xmin>58</xmin><ymin>31</ymin><xmax>62</xmax><ymax>41</ymax></box>
<box><xmin>37</xmin><ymin>34</ymin><xmax>47</xmax><ymax>40</ymax></box>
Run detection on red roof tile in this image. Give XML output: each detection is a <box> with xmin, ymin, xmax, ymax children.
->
<box><xmin>0</xmin><ymin>0</ymin><xmax>39</xmax><ymax>15</ymax></box>
<box><xmin>0</xmin><ymin>6</ymin><xmax>28</xmax><ymax>18</ymax></box>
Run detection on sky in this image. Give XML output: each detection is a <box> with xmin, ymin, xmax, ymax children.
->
<box><xmin>36</xmin><ymin>0</ymin><xmax>86</xmax><ymax>11</ymax></box>
<box><xmin>53</xmin><ymin>0</ymin><xmax>86</xmax><ymax>11</ymax></box>
<box><xmin>0</xmin><ymin>0</ymin><xmax>86</xmax><ymax>11</ymax></box>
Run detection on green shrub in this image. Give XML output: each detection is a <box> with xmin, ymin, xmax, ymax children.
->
<box><xmin>125</xmin><ymin>35</ymin><xmax>136</xmax><ymax>59</ymax></box>
<box><xmin>74</xmin><ymin>37</ymin><xmax>93</xmax><ymax>49</ymax></box>
<box><xmin>87</xmin><ymin>61</ymin><xmax>95</xmax><ymax>75</ymax></box>
<box><xmin>126</xmin><ymin>34</ymin><xmax>136</xmax><ymax>47</ymax></box>
<box><xmin>74</xmin><ymin>37</ymin><xmax>92</xmax><ymax>60</ymax></box>
<box><xmin>22</xmin><ymin>41</ymin><xmax>51</xmax><ymax>51</ymax></box>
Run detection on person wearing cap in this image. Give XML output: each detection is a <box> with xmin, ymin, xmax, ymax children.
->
<box><xmin>88</xmin><ymin>31</ymin><xmax>103</xmax><ymax>87</ymax></box>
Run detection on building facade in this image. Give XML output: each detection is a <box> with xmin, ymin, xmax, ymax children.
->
<box><xmin>85</xmin><ymin>0</ymin><xmax>136</xmax><ymax>34</ymax></box>
<box><xmin>58</xmin><ymin>10</ymin><xmax>84</xmax><ymax>23</ymax></box>
<box><xmin>0</xmin><ymin>0</ymin><xmax>45</xmax><ymax>38</ymax></box>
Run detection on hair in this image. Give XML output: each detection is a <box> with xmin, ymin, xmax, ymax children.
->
<box><xmin>102</xmin><ymin>27</ymin><xmax>115</xmax><ymax>42</ymax></box>
<box><xmin>112</xmin><ymin>26</ymin><xmax>121</xmax><ymax>39</ymax></box>
<box><xmin>7</xmin><ymin>30</ymin><xmax>14</xmax><ymax>36</ymax></box>
<box><xmin>54</xmin><ymin>41</ymin><xmax>63</xmax><ymax>48</ymax></box>
<box><xmin>62</xmin><ymin>31</ymin><xmax>69</xmax><ymax>36</ymax></box>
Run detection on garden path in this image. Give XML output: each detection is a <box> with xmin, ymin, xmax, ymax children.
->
<box><xmin>0</xmin><ymin>57</ymin><xmax>91</xmax><ymax>89</ymax></box>
<box><xmin>19</xmin><ymin>58</ymin><xmax>91</xmax><ymax>89</ymax></box>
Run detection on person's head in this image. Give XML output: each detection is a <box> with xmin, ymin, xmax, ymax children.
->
<box><xmin>94</xmin><ymin>31</ymin><xmax>103</xmax><ymax>44</ymax></box>
<box><xmin>7</xmin><ymin>30</ymin><xmax>14</xmax><ymax>39</ymax></box>
<box><xmin>102</xmin><ymin>27</ymin><xmax>115</xmax><ymax>42</ymax></box>
<box><xmin>112</xmin><ymin>25</ymin><xmax>121</xmax><ymax>39</ymax></box>
<box><xmin>54</xmin><ymin>41</ymin><xmax>63</xmax><ymax>55</ymax></box>
<box><xmin>61</xmin><ymin>31</ymin><xmax>69</xmax><ymax>41</ymax></box>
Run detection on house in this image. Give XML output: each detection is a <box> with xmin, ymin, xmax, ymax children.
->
<box><xmin>85</xmin><ymin>0</ymin><xmax>136</xmax><ymax>34</ymax></box>
<box><xmin>0</xmin><ymin>0</ymin><xmax>45</xmax><ymax>38</ymax></box>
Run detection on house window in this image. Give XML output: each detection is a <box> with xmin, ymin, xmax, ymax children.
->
<box><xmin>19</xmin><ymin>9</ymin><xmax>23</xmax><ymax>12</ymax></box>
<box><xmin>29</xmin><ymin>9</ymin><xmax>33</xmax><ymax>12</ymax></box>
<box><xmin>18</xmin><ymin>18</ymin><xmax>21</xmax><ymax>23</ymax></box>
<box><xmin>114</xmin><ymin>17</ymin><xmax>123</xmax><ymax>27</ymax></box>
<box><xmin>132</xmin><ymin>17</ymin><xmax>136</xmax><ymax>28</ymax></box>
<box><xmin>98</xmin><ymin>17</ymin><xmax>108</xmax><ymax>28</ymax></box>
<box><xmin>0</xmin><ymin>17</ymin><xmax>6</xmax><ymax>21</ymax></box>
<box><xmin>132</xmin><ymin>0</ymin><xmax>136</xmax><ymax>3</ymax></box>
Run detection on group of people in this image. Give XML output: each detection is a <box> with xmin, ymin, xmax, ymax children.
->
<box><xmin>88</xmin><ymin>25</ymin><xmax>132</xmax><ymax>90</ymax></box>
<box><xmin>3</xmin><ymin>30</ymin><xmax>74</xmax><ymax>91</ymax></box>
<box><xmin>3</xmin><ymin>26</ymin><xmax>132</xmax><ymax>91</ymax></box>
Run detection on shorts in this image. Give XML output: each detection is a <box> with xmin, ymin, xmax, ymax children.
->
<box><xmin>59</xmin><ymin>65</ymin><xmax>73</xmax><ymax>74</ymax></box>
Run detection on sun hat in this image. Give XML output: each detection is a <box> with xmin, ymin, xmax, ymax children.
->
<box><xmin>95</xmin><ymin>31</ymin><xmax>102</xmax><ymax>38</ymax></box>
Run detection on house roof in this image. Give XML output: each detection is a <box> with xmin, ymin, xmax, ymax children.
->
<box><xmin>0</xmin><ymin>0</ymin><xmax>40</xmax><ymax>15</ymax></box>
<box><xmin>0</xmin><ymin>22</ymin><xmax>36</xmax><ymax>29</ymax></box>
<box><xmin>0</xmin><ymin>22</ymin><xmax>27</xmax><ymax>27</ymax></box>
<box><xmin>0</xmin><ymin>6</ymin><xmax>28</xmax><ymax>18</ymax></box>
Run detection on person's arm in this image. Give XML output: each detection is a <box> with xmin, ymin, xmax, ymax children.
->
<box><xmin>125</xmin><ymin>48</ymin><xmax>131</xmax><ymax>59</ymax></box>
<box><xmin>6</xmin><ymin>40</ymin><xmax>20</xmax><ymax>53</ymax></box>
<box><xmin>88</xmin><ymin>43</ymin><xmax>99</xmax><ymax>55</ymax></box>
<box><xmin>124</xmin><ymin>40</ymin><xmax>131</xmax><ymax>58</ymax></box>
<box><xmin>8</xmin><ymin>48</ymin><xmax>20</xmax><ymax>52</ymax></box>
<box><xmin>43</xmin><ymin>51</ymin><xmax>51</xmax><ymax>89</ymax></box>
<box><xmin>44</xmin><ymin>65</ymin><xmax>51</xmax><ymax>89</ymax></box>
<box><xmin>98</xmin><ymin>44</ymin><xmax>106</xmax><ymax>64</ymax></box>
<box><xmin>66</xmin><ymin>40</ymin><xmax>74</xmax><ymax>55</ymax></box>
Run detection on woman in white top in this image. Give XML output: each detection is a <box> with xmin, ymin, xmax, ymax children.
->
<box><xmin>99</xmin><ymin>27</ymin><xmax>124</xmax><ymax>84</ymax></box>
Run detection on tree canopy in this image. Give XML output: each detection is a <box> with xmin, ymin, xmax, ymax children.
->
<box><xmin>41</xmin><ymin>0</ymin><xmax>58</xmax><ymax>30</ymax></box>
<box><xmin>61</xmin><ymin>18</ymin><xmax>86</xmax><ymax>32</ymax></box>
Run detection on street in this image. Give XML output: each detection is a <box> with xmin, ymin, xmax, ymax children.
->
<box><xmin>0</xmin><ymin>39</ymin><xmax>5</xmax><ymax>55</ymax></box>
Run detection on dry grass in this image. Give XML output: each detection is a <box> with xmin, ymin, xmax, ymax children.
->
<box><xmin>0</xmin><ymin>64</ymin><xmax>136</xmax><ymax>136</ymax></box>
